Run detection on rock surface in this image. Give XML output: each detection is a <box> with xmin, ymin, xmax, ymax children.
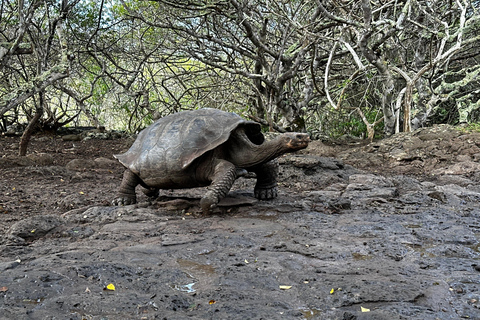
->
<box><xmin>1</xmin><ymin>125</ymin><xmax>480</xmax><ymax>319</ymax></box>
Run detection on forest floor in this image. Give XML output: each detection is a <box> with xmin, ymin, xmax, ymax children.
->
<box><xmin>1</xmin><ymin>124</ymin><xmax>480</xmax><ymax>320</ymax></box>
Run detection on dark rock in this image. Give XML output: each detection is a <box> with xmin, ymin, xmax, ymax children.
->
<box><xmin>427</xmin><ymin>191</ymin><xmax>447</xmax><ymax>202</ymax></box>
<box><xmin>7</xmin><ymin>215</ymin><xmax>63</xmax><ymax>241</ymax></box>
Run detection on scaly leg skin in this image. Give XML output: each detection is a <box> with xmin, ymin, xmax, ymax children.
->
<box><xmin>200</xmin><ymin>160</ymin><xmax>237</xmax><ymax>214</ymax></box>
<box><xmin>112</xmin><ymin>169</ymin><xmax>140</xmax><ymax>205</ymax></box>
<box><xmin>138</xmin><ymin>177</ymin><xmax>159</xmax><ymax>201</ymax></box>
<box><xmin>253</xmin><ymin>159</ymin><xmax>279</xmax><ymax>200</ymax></box>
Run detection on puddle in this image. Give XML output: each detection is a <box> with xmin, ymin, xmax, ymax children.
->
<box><xmin>171</xmin><ymin>282</ymin><xmax>196</xmax><ymax>293</ymax></box>
<box><xmin>352</xmin><ymin>252</ymin><xmax>373</xmax><ymax>260</ymax></box>
<box><xmin>171</xmin><ymin>258</ymin><xmax>217</xmax><ymax>293</ymax></box>
<box><xmin>176</xmin><ymin>258</ymin><xmax>216</xmax><ymax>276</ymax></box>
<box><xmin>300</xmin><ymin>307</ymin><xmax>322</xmax><ymax>319</ymax></box>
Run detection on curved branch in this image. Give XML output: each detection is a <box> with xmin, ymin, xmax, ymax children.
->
<box><xmin>325</xmin><ymin>41</ymin><xmax>339</xmax><ymax>109</ymax></box>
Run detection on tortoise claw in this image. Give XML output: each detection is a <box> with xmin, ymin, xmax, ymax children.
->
<box><xmin>112</xmin><ymin>195</ymin><xmax>137</xmax><ymax>206</ymax></box>
<box><xmin>254</xmin><ymin>186</ymin><xmax>278</xmax><ymax>200</ymax></box>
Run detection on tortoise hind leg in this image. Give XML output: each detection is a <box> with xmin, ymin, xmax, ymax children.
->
<box><xmin>141</xmin><ymin>186</ymin><xmax>159</xmax><ymax>200</ymax></box>
<box><xmin>253</xmin><ymin>159</ymin><xmax>279</xmax><ymax>200</ymax></box>
<box><xmin>200</xmin><ymin>160</ymin><xmax>237</xmax><ymax>214</ymax></box>
<box><xmin>112</xmin><ymin>169</ymin><xmax>140</xmax><ymax>205</ymax></box>
<box><xmin>136</xmin><ymin>178</ymin><xmax>159</xmax><ymax>201</ymax></box>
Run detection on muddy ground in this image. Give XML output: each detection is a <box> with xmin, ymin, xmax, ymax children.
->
<box><xmin>1</xmin><ymin>124</ymin><xmax>480</xmax><ymax>320</ymax></box>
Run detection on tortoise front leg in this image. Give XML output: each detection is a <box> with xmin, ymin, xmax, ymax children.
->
<box><xmin>112</xmin><ymin>169</ymin><xmax>140</xmax><ymax>205</ymax></box>
<box><xmin>252</xmin><ymin>159</ymin><xmax>279</xmax><ymax>200</ymax></box>
<box><xmin>200</xmin><ymin>160</ymin><xmax>237</xmax><ymax>214</ymax></box>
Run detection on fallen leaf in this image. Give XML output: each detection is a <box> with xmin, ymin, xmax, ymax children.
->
<box><xmin>105</xmin><ymin>283</ymin><xmax>115</xmax><ymax>291</ymax></box>
<box><xmin>209</xmin><ymin>300</ymin><xmax>216</xmax><ymax>304</ymax></box>
<box><xmin>85</xmin><ymin>287</ymin><xmax>91</xmax><ymax>293</ymax></box>
<box><xmin>0</xmin><ymin>287</ymin><xmax>8</xmax><ymax>292</ymax></box>
<box><xmin>79</xmin><ymin>191</ymin><xmax>85</xmax><ymax>195</ymax></box>
<box><xmin>31</xmin><ymin>229</ymin><xmax>36</xmax><ymax>233</ymax></box>
<box><xmin>279</xmin><ymin>285</ymin><xmax>292</xmax><ymax>290</ymax></box>
<box><xmin>361</xmin><ymin>306</ymin><xmax>370</xmax><ymax>312</ymax></box>
<box><xmin>244</xmin><ymin>259</ymin><xmax>249</xmax><ymax>264</ymax></box>
<box><xmin>330</xmin><ymin>288</ymin><xmax>335</xmax><ymax>294</ymax></box>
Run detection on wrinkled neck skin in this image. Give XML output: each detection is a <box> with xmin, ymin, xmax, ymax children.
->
<box><xmin>226</xmin><ymin>129</ymin><xmax>292</xmax><ymax>168</ymax></box>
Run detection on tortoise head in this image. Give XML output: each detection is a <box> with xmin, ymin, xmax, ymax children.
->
<box><xmin>282</xmin><ymin>132</ymin><xmax>310</xmax><ymax>151</ymax></box>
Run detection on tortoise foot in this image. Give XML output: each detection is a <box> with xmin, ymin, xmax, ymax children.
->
<box><xmin>112</xmin><ymin>194</ymin><xmax>137</xmax><ymax>206</ymax></box>
<box><xmin>200</xmin><ymin>192</ymin><xmax>218</xmax><ymax>214</ymax></box>
<box><xmin>254</xmin><ymin>186</ymin><xmax>278</xmax><ymax>200</ymax></box>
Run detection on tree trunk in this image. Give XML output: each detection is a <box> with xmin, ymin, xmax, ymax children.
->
<box><xmin>357</xmin><ymin>53</ymin><xmax>396</xmax><ymax>136</ymax></box>
<box><xmin>381</xmin><ymin>73</ymin><xmax>397</xmax><ymax>136</ymax></box>
<box><xmin>403</xmin><ymin>84</ymin><xmax>413</xmax><ymax>133</ymax></box>
<box><xmin>411</xmin><ymin>19</ymin><xmax>429</xmax><ymax>130</ymax></box>
<box><xmin>359</xmin><ymin>0</ymin><xmax>396</xmax><ymax>136</ymax></box>
<box><xmin>19</xmin><ymin>93</ymin><xmax>44</xmax><ymax>156</ymax></box>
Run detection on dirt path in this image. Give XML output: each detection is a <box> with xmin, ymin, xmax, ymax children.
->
<box><xmin>1</xmin><ymin>126</ymin><xmax>479</xmax><ymax>319</ymax></box>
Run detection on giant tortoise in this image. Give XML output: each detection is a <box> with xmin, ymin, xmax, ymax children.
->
<box><xmin>112</xmin><ymin>108</ymin><xmax>310</xmax><ymax>213</ymax></box>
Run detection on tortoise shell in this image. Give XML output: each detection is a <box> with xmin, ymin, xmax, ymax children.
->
<box><xmin>115</xmin><ymin>108</ymin><xmax>262</xmax><ymax>182</ymax></box>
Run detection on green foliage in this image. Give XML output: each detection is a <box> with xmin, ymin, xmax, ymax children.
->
<box><xmin>456</xmin><ymin>122</ymin><xmax>480</xmax><ymax>133</ymax></box>
<box><xmin>306</xmin><ymin>104</ymin><xmax>384</xmax><ymax>140</ymax></box>
<box><xmin>330</xmin><ymin>110</ymin><xmax>383</xmax><ymax>138</ymax></box>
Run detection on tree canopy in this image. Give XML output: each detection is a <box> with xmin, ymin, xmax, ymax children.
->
<box><xmin>1</xmin><ymin>0</ymin><xmax>479</xmax><ymax>153</ymax></box>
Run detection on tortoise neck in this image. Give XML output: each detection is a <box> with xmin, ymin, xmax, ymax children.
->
<box><xmin>227</xmin><ymin>133</ymin><xmax>289</xmax><ymax>167</ymax></box>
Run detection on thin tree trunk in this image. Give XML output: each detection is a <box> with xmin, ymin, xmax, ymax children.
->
<box><xmin>403</xmin><ymin>84</ymin><xmax>413</xmax><ymax>132</ymax></box>
<box><xmin>19</xmin><ymin>93</ymin><xmax>44</xmax><ymax>156</ymax></box>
